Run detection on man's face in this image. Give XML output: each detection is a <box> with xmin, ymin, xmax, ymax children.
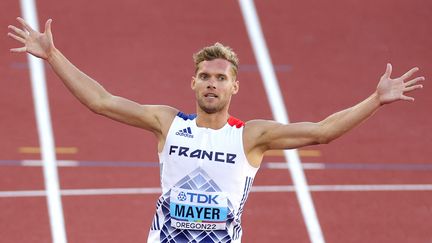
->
<box><xmin>191</xmin><ymin>59</ymin><xmax>239</xmax><ymax>114</ymax></box>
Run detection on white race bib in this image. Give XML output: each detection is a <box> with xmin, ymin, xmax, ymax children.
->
<box><xmin>169</xmin><ymin>187</ymin><xmax>228</xmax><ymax>231</ymax></box>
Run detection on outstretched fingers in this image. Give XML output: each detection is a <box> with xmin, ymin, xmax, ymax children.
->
<box><xmin>401</xmin><ymin>67</ymin><xmax>419</xmax><ymax>80</ymax></box>
<box><xmin>10</xmin><ymin>47</ymin><xmax>27</xmax><ymax>53</ymax></box>
<box><xmin>404</xmin><ymin>84</ymin><xmax>423</xmax><ymax>93</ymax></box>
<box><xmin>405</xmin><ymin>76</ymin><xmax>425</xmax><ymax>86</ymax></box>
<box><xmin>402</xmin><ymin>73</ymin><xmax>425</xmax><ymax>98</ymax></box>
<box><xmin>17</xmin><ymin>17</ymin><xmax>35</xmax><ymax>33</ymax></box>
<box><xmin>8</xmin><ymin>25</ymin><xmax>27</xmax><ymax>39</ymax></box>
<box><xmin>382</xmin><ymin>63</ymin><xmax>393</xmax><ymax>79</ymax></box>
<box><xmin>400</xmin><ymin>94</ymin><xmax>415</xmax><ymax>102</ymax></box>
<box><xmin>7</xmin><ymin>32</ymin><xmax>26</xmax><ymax>44</ymax></box>
<box><xmin>7</xmin><ymin>24</ymin><xmax>28</xmax><ymax>52</ymax></box>
<box><xmin>45</xmin><ymin>19</ymin><xmax>52</xmax><ymax>34</ymax></box>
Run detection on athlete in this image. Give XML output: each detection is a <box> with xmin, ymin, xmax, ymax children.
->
<box><xmin>8</xmin><ymin>17</ymin><xmax>425</xmax><ymax>242</ymax></box>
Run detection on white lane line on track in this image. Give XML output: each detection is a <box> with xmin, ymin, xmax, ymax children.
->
<box><xmin>17</xmin><ymin>160</ymin><xmax>323</xmax><ymax>169</ymax></box>
<box><xmin>3</xmin><ymin>184</ymin><xmax>432</xmax><ymax>198</ymax></box>
<box><xmin>253</xmin><ymin>184</ymin><xmax>432</xmax><ymax>192</ymax></box>
<box><xmin>21</xmin><ymin>160</ymin><xmax>80</xmax><ymax>167</ymax></box>
<box><xmin>266</xmin><ymin>162</ymin><xmax>326</xmax><ymax>170</ymax></box>
<box><xmin>238</xmin><ymin>1</ymin><xmax>325</xmax><ymax>243</ymax></box>
<box><xmin>19</xmin><ymin>1</ymin><xmax>67</xmax><ymax>243</ymax></box>
<box><xmin>18</xmin><ymin>160</ymin><xmax>326</xmax><ymax>170</ymax></box>
<box><xmin>6</xmin><ymin>160</ymin><xmax>432</xmax><ymax>171</ymax></box>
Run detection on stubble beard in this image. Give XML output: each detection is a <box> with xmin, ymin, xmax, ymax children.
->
<box><xmin>197</xmin><ymin>98</ymin><xmax>227</xmax><ymax>114</ymax></box>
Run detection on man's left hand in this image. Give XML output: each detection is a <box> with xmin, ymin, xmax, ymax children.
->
<box><xmin>377</xmin><ymin>63</ymin><xmax>425</xmax><ymax>105</ymax></box>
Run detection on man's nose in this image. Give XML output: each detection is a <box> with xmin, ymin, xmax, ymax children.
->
<box><xmin>206</xmin><ymin>78</ymin><xmax>216</xmax><ymax>89</ymax></box>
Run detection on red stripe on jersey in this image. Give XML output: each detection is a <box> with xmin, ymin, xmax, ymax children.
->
<box><xmin>228</xmin><ymin>116</ymin><xmax>245</xmax><ymax>128</ymax></box>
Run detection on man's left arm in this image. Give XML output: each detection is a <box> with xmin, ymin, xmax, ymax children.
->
<box><xmin>247</xmin><ymin>64</ymin><xmax>425</xmax><ymax>155</ymax></box>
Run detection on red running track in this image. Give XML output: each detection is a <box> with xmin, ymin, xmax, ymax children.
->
<box><xmin>1</xmin><ymin>0</ymin><xmax>431</xmax><ymax>242</ymax></box>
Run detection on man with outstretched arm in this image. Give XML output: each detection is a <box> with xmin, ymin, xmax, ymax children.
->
<box><xmin>8</xmin><ymin>17</ymin><xmax>425</xmax><ymax>242</ymax></box>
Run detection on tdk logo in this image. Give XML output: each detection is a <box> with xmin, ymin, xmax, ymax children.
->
<box><xmin>181</xmin><ymin>192</ymin><xmax>219</xmax><ymax>205</ymax></box>
<box><xmin>177</xmin><ymin>192</ymin><xmax>187</xmax><ymax>201</ymax></box>
<box><xmin>176</xmin><ymin>127</ymin><xmax>193</xmax><ymax>138</ymax></box>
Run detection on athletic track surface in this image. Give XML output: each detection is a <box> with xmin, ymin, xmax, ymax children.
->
<box><xmin>1</xmin><ymin>0</ymin><xmax>431</xmax><ymax>242</ymax></box>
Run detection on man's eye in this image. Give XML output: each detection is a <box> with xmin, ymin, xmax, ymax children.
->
<box><xmin>218</xmin><ymin>76</ymin><xmax>226</xmax><ymax>81</ymax></box>
<box><xmin>200</xmin><ymin>74</ymin><xmax>208</xmax><ymax>79</ymax></box>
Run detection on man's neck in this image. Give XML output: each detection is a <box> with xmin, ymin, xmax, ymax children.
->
<box><xmin>195</xmin><ymin>110</ymin><xmax>230</xmax><ymax>130</ymax></box>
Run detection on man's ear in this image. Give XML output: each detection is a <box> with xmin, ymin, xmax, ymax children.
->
<box><xmin>232</xmin><ymin>80</ymin><xmax>239</xmax><ymax>94</ymax></box>
<box><xmin>191</xmin><ymin>76</ymin><xmax>196</xmax><ymax>90</ymax></box>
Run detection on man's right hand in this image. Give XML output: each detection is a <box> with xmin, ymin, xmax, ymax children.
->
<box><xmin>8</xmin><ymin>17</ymin><xmax>54</xmax><ymax>60</ymax></box>
<box><xmin>8</xmin><ymin>17</ymin><xmax>177</xmax><ymax>149</ymax></box>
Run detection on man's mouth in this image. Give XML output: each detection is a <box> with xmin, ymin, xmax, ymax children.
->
<box><xmin>204</xmin><ymin>93</ymin><xmax>218</xmax><ymax>98</ymax></box>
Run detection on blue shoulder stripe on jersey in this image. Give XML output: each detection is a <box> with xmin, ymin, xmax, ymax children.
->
<box><xmin>177</xmin><ymin>112</ymin><xmax>197</xmax><ymax>120</ymax></box>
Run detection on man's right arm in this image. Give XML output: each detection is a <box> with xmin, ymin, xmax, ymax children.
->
<box><xmin>46</xmin><ymin>48</ymin><xmax>177</xmax><ymax>133</ymax></box>
<box><xmin>8</xmin><ymin>17</ymin><xmax>177</xmax><ymax>138</ymax></box>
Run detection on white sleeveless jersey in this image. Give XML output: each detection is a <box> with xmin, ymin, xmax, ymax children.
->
<box><xmin>148</xmin><ymin>112</ymin><xmax>259</xmax><ymax>243</ymax></box>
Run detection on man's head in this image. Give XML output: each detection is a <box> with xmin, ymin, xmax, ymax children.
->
<box><xmin>193</xmin><ymin>42</ymin><xmax>239</xmax><ymax>79</ymax></box>
<box><xmin>191</xmin><ymin>43</ymin><xmax>240</xmax><ymax>114</ymax></box>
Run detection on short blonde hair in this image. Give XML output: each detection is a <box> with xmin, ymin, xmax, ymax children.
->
<box><xmin>193</xmin><ymin>42</ymin><xmax>239</xmax><ymax>78</ymax></box>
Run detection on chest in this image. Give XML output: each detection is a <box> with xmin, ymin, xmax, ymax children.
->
<box><xmin>167</xmin><ymin>122</ymin><xmax>242</xmax><ymax>158</ymax></box>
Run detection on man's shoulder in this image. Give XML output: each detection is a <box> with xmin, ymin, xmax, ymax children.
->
<box><xmin>150</xmin><ymin>105</ymin><xmax>179</xmax><ymax>130</ymax></box>
<box><xmin>243</xmin><ymin>119</ymin><xmax>274</xmax><ymax>138</ymax></box>
<box><xmin>153</xmin><ymin>105</ymin><xmax>178</xmax><ymax>118</ymax></box>
<box><xmin>244</xmin><ymin>119</ymin><xmax>279</xmax><ymax>130</ymax></box>
<box><xmin>243</xmin><ymin>119</ymin><xmax>288</xmax><ymax>141</ymax></box>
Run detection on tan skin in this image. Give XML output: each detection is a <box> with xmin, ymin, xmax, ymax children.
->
<box><xmin>8</xmin><ymin>18</ymin><xmax>426</xmax><ymax>168</ymax></box>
